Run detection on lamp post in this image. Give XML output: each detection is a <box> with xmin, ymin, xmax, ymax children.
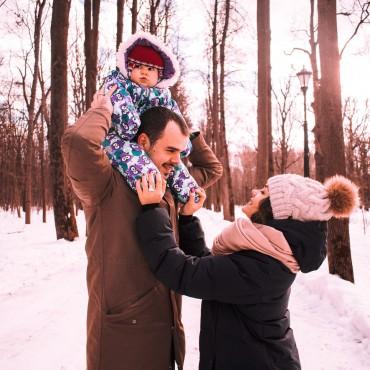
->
<box><xmin>296</xmin><ymin>66</ymin><xmax>312</xmax><ymax>178</ymax></box>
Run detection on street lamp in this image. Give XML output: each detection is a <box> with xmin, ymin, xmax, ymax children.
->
<box><xmin>296</xmin><ymin>66</ymin><xmax>312</xmax><ymax>177</ymax></box>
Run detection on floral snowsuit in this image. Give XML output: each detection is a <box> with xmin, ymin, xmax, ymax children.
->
<box><xmin>102</xmin><ymin>69</ymin><xmax>198</xmax><ymax>203</ymax></box>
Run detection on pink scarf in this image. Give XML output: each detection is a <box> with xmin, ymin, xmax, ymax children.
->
<box><xmin>212</xmin><ymin>217</ymin><xmax>300</xmax><ymax>273</ymax></box>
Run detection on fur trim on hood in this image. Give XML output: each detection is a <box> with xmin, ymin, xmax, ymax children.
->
<box><xmin>116</xmin><ymin>31</ymin><xmax>180</xmax><ymax>89</ymax></box>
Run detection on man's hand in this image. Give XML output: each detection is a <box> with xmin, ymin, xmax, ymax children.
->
<box><xmin>180</xmin><ymin>188</ymin><xmax>206</xmax><ymax>216</ymax></box>
<box><xmin>91</xmin><ymin>85</ymin><xmax>117</xmax><ymax>115</ymax></box>
<box><xmin>136</xmin><ymin>172</ymin><xmax>167</xmax><ymax>205</ymax></box>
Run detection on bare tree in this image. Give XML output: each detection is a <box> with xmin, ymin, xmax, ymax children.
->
<box><xmin>69</xmin><ymin>26</ymin><xmax>86</xmax><ymax>121</ymax></box>
<box><xmin>256</xmin><ymin>0</ymin><xmax>273</xmax><ymax>187</ymax></box>
<box><xmin>272</xmin><ymin>78</ymin><xmax>300</xmax><ymax>174</ymax></box>
<box><xmin>219</xmin><ymin>0</ymin><xmax>234</xmax><ymax>221</ymax></box>
<box><xmin>149</xmin><ymin>0</ymin><xmax>160</xmax><ymax>34</ymax></box>
<box><xmin>318</xmin><ymin>0</ymin><xmax>354</xmax><ymax>282</ymax></box>
<box><xmin>287</xmin><ymin>0</ymin><xmax>325</xmax><ymax>181</ymax></box>
<box><xmin>117</xmin><ymin>0</ymin><xmax>125</xmax><ymax>50</ymax></box>
<box><xmin>131</xmin><ymin>0</ymin><xmax>138</xmax><ymax>33</ymax></box>
<box><xmin>50</xmin><ymin>0</ymin><xmax>78</xmax><ymax>240</ymax></box>
<box><xmin>339</xmin><ymin>1</ymin><xmax>370</xmax><ymax>57</ymax></box>
<box><xmin>343</xmin><ymin>97</ymin><xmax>370</xmax><ymax>208</ymax></box>
<box><xmin>289</xmin><ymin>0</ymin><xmax>370</xmax><ymax>182</ymax></box>
<box><xmin>19</xmin><ymin>0</ymin><xmax>47</xmax><ymax>224</ymax></box>
<box><xmin>84</xmin><ymin>0</ymin><xmax>101</xmax><ymax>110</ymax></box>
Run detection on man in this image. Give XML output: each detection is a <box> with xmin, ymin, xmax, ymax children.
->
<box><xmin>61</xmin><ymin>87</ymin><xmax>222</xmax><ymax>370</ymax></box>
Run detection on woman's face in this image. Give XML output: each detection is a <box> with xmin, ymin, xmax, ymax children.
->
<box><xmin>242</xmin><ymin>186</ymin><xmax>269</xmax><ymax>218</ymax></box>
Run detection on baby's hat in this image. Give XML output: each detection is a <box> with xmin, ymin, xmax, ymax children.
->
<box><xmin>267</xmin><ymin>174</ymin><xmax>359</xmax><ymax>221</ymax></box>
<box><xmin>117</xmin><ymin>31</ymin><xmax>180</xmax><ymax>88</ymax></box>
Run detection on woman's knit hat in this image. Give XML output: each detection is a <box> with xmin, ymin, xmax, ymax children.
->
<box><xmin>267</xmin><ymin>174</ymin><xmax>359</xmax><ymax>221</ymax></box>
<box><xmin>117</xmin><ymin>31</ymin><xmax>180</xmax><ymax>88</ymax></box>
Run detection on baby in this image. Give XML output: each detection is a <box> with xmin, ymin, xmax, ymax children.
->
<box><xmin>102</xmin><ymin>31</ymin><xmax>199</xmax><ymax>203</ymax></box>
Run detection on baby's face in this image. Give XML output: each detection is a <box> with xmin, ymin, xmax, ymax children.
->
<box><xmin>130</xmin><ymin>63</ymin><xmax>159</xmax><ymax>88</ymax></box>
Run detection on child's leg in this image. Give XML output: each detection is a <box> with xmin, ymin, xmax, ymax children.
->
<box><xmin>167</xmin><ymin>163</ymin><xmax>199</xmax><ymax>204</ymax></box>
<box><xmin>102</xmin><ymin>130</ymin><xmax>158</xmax><ymax>191</ymax></box>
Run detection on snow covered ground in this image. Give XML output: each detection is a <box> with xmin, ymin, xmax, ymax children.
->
<box><xmin>0</xmin><ymin>208</ymin><xmax>369</xmax><ymax>369</ymax></box>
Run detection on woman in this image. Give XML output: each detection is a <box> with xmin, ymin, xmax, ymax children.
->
<box><xmin>135</xmin><ymin>173</ymin><xmax>358</xmax><ymax>370</ymax></box>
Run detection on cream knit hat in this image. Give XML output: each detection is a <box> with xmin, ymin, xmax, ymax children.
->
<box><xmin>267</xmin><ymin>174</ymin><xmax>359</xmax><ymax>221</ymax></box>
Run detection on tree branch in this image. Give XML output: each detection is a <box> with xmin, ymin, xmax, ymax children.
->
<box><xmin>340</xmin><ymin>2</ymin><xmax>370</xmax><ymax>58</ymax></box>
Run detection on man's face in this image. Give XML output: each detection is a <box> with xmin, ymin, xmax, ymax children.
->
<box><xmin>141</xmin><ymin>120</ymin><xmax>189</xmax><ymax>179</ymax></box>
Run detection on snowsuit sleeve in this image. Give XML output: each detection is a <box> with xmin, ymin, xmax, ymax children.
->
<box><xmin>104</xmin><ymin>71</ymin><xmax>141</xmax><ymax>140</ymax></box>
<box><xmin>136</xmin><ymin>208</ymin><xmax>293</xmax><ymax>304</ymax></box>
<box><xmin>61</xmin><ymin>108</ymin><xmax>113</xmax><ymax>207</ymax></box>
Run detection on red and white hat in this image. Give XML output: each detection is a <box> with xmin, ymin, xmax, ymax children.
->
<box><xmin>117</xmin><ymin>31</ymin><xmax>180</xmax><ymax>88</ymax></box>
<box><xmin>127</xmin><ymin>45</ymin><xmax>164</xmax><ymax>70</ymax></box>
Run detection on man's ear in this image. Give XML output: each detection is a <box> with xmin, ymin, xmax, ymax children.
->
<box><xmin>137</xmin><ymin>133</ymin><xmax>151</xmax><ymax>151</ymax></box>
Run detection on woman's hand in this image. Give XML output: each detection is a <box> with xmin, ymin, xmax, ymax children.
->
<box><xmin>91</xmin><ymin>85</ymin><xmax>117</xmax><ymax>115</ymax></box>
<box><xmin>180</xmin><ymin>188</ymin><xmax>206</xmax><ymax>216</ymax></box>
<box><xmin>136</xmin><ymin>172</ymin><xmax>167</xmax><ymax>205</ymax></box>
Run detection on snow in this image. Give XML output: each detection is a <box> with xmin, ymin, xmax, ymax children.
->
<box><xmin>0</xmin><ymin>208</ymin><xmax>369</xmax><ymax>369</ymax></box>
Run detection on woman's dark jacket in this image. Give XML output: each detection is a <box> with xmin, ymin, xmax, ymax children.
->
<box><xmin>136</xmin><ymin>208</ymin><xmax>327</xmax><ymax>370</ymax></box>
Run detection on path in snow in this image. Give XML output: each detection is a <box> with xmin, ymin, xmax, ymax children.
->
<box><xmin>0</xmin><ymin>210</ymin><xmax>369</xmax><ymax>369</ymax></box>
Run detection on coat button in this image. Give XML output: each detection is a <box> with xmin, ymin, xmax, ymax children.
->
<box><xmin>132</xmin><ymin>319</ymin><xmax>137</xmax><ymax>324</ymax></box>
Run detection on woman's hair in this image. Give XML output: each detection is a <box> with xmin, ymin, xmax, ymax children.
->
<box><xmin>250</xmin><ymin>197</ymin><xmax>273</xmax><ymax>224</ymax></box>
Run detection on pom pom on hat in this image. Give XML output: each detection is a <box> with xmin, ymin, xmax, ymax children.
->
<box><xmin>324</xmin><ymin>175</ymin><xmax>359</xmax><ymax>218</ymax></box>
<box><xmin>267</xmin><ymin>174</ymin><xmax>359</xmax><ymax>221</ymax></box>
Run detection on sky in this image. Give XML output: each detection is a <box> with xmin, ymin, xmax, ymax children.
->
<box><xmin>0</xmin><ymin>208</ymin><xmax>369</xmax><ymax>369</ymax></box>
<box><xmin>0</xmin><ymin>0</ymin><xmax>369</xmax><ymax>153</ymax></box>
<box><xmin>173</xmin><ymin>0</ymin><xmax>370</xmax><ymax>152</ymax></box>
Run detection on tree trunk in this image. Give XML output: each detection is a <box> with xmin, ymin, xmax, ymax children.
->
<box><xmin>24</xmin><ymin>0</ymin><xmax>46</xmax><ymax>224</ymax></box>
<box><xmin>39</xmin><ymin>118</ymin><xmax>46</xmax><ymax>223</ymax></box>
<box><xmin>256</xmin><ymin>0</ymin><xmax>272</xmax><ymax>187</ymax></box>
<box><xmin>51</xmin><ymin>0</ymin><xmax>79</xmax><ymax>241</ymax></box>
<box><xmin>308</xmin><ymin>0</ymin><xmax>325</xmax><ymax>182</ymax></box>
<box><xmin>149</xmin><ymin>0</ymin><xmax>160</xmax><ymax>35</ymax></box>
<box><xmin>116</xmin><ymin>0</ymin><xmax>125</xmax><ymax>50</ymax></box>
<box><xmin>38</xmin><ymin>69</ymin><xmax>49</xmax><ymax>223</ymax></box>
<box><xmin>211</xmin><ymin>0</ymin><xmax>221</xmax><ymax>212</ymax></box>
<box><xmin>318</xmin><ymin>0</ymin><xmax>354</xmax><ymax>282</ymax></box>
<box><xmin>84</xmin><ymin>0</ymin><xmax>101</xmax><ymax>110</ymax></box>
<box><xmin>131</xmin><ymin>0</ymin><xmax>138</xmax><ymax>34</ymax></box>
<box><xmin>219</xmin><ymin>0</ymin><xmax>234</xmax><ymax>221</ymax></box>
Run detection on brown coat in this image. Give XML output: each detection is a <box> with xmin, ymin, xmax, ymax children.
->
<box><xmin>61</xmin><ymin>107</ymin><xmax>222</xmax><ymax>370</ymax></box>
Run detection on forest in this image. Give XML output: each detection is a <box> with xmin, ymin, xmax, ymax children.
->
<box><xmin>0</xmin><ymin>0</ymin><xmax>369</xmax><ymax>283</ymax></box>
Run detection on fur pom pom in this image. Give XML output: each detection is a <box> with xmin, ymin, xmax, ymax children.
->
<box><xmin>324</xmin><ymin>175</ymin><xmax>359</xmax><ymax>218</ymax></box>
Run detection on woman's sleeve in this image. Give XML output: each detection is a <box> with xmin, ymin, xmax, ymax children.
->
<box><xmin>178</xmin><ymin>215</ymin><xmax>210</xmax><ymax>257</ymax></box>
<box><xmin>136</xmin><ymin>208</ymin><xmax>288</xmax><ymax>304</ymax></box>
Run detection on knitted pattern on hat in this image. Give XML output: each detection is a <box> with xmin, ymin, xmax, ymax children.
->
<box><xmin>267</xmin><ymin>174</ymin><xmax>359</xmax><ymax>221</ymax></box>
<box><xmin>267</xmin><ymin>174</ymin><xmax>331</xmax><ymax>221</ymax></box>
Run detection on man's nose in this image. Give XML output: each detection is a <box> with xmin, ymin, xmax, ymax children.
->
<box><xmin>251</xmin><ymin>189</ymin><xmax>257</xmax><ymax>197</ymax></box>
<box><xmin>170</xmin><ymin>152</ymin><xmax>181</xmax><ymax>164</ymax></box>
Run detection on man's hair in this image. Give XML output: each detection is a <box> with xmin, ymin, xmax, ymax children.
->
<box><xmin>136</xmin><ymin>106</ymin><xmax>189</xmax><ymax>144</ymax></box>
<box><xmin>250</xmin><ymin>197</ymin><xmax>274</xmax><ymax>224</ymax></box>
